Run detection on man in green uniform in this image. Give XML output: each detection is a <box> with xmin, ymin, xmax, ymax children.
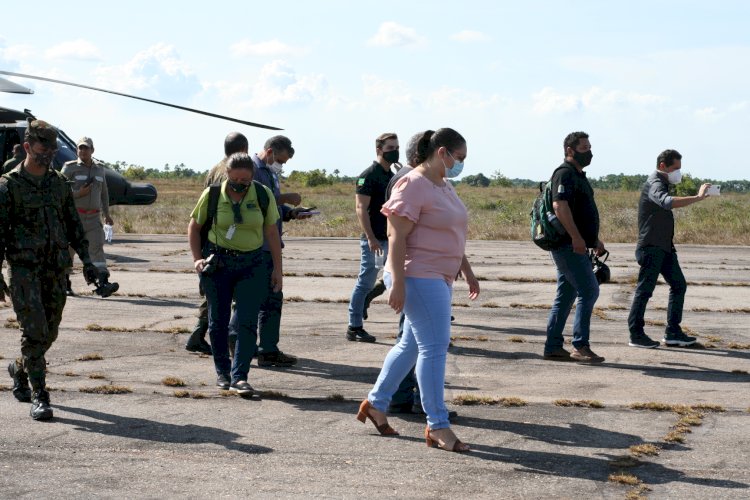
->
<box><xmin>62</xmin><ymin>136</ymin><xmax>119</xmax><ymax>297</ymax></box>
<box><xmin>0</xmin><ymin>120</ymin><xmax>99</xmax><ymax>420</ymax></box>
<box><xmin>2</xmin><ymin>144</ymin><xmax>25</xmax><ymax>174</ymax></box>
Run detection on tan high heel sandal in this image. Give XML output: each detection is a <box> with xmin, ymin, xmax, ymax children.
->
<box><xmin>425</xmin><ymin>426</ymin><xmax>470</xmax><ymax>453</ymax></box>
<box><xmin>356</xmin><ymin>399</ymin><xmax>399</xmax><ymax>435</ymax></box>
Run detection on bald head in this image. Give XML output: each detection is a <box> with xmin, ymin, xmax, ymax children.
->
<box><xmin>224</xmin><ymin>132</ymin><xmax>249</xmax><ymax>157</ymax></box>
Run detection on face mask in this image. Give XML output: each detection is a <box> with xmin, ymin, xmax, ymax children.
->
<box><xmin>30</xmin><ymin>150</ymin><xmax>55</xmax><ymax>168</ymax></box>
<box><xmin>445</xmin><ymin>151</ymin><xmax>464</xmax><ymax>178</ymax></box>
<box><xmin>573</xmin><ymin>150</ymin><xmax>593</xmax><ymax>168</ymax></box>
<box><xmin>229</xmin><ymin>181</ymin><xmax>250</xmax><ymax>193</ymax></box>
<box><xmin>667</xmin><ymin>169</ymin><xmax>682</xmax><ymax>185</ymax></box>
<box><xmin>382</xmin><ymin>150</ymin><xmax>399</xmax><ymax>165</ymax></box>
<box><xmin>269</xmin><ymin>162</ymin><xmax>283</xmax><ymax>175</ymax></box>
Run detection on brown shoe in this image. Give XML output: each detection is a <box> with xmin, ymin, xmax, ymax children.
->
<box><xmin>543</xmin><ymin>347</ymin><xmax>572</xmax><ymax>361</ymax></box>
<box><xmin>571</xmin><ymin>346</ymin><xmax>605</xmax><ymax>363</ymax></box>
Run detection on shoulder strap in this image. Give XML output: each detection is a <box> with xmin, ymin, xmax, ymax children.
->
<box><xmin>253</xmin><ymin>180</ymin><xmax>269</xmax><ymax>219</ymax></box>
<box><xmin>205</xmin><ymin>183</ymin><xmax>222</xmax><ymax>233</ymax></box>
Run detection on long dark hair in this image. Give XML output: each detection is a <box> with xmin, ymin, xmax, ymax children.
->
<box><xmin>414</xmin><ymin>128</ymin><xmax>465</xmax><ymax>165</ymax></box>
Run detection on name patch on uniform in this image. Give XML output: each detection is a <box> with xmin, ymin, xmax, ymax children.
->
<box><xmin>357</xmin><ymin>178</ymin><xmax>365</xmax><ymax>186</ymax></box>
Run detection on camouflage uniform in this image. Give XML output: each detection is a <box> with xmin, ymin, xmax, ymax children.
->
<box><xmin>0</xmin><ymin>126</ymin><xmax>94</xmax><ymax>395</ymax></box>
<box><xmin>61</xmin><ymin>156</ymin><xmax>111</xmax><ymax>278</ymax></box>
<box><xmin>1</xmin><ymin>152</ymin><xmax>25</xmax><ymax>175</ymax></box>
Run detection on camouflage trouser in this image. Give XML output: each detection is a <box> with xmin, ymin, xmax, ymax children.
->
<box><xmin>9</xmin><ymin>264</ymin><xmax>67</xmax><ymax>390</ymax></box>
<box><xmin>69</xmin><ymin>212</ymin><xmax>107</xmax><ymax>275</ymax></box>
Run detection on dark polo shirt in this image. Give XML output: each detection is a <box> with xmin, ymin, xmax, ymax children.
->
<box><xmin>637</xmin><ymin>171</ymin><xmax>675</xmax><ymax>252</ymax></box>
<box><xmin>356</xmin><ymin>161</ymin><xmax>393</xmax><ymax>241</ymax></box>
<box><xmin>550</xmin><ymin>161</ymin><xmax>600</xmax><ymax>248</ymax></box>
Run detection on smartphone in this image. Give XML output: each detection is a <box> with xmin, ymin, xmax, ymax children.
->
<box><xmin>706</xmin><ymin>185</ymin><xmax>721</xmax><ymax>196</ymax></box>
<box><xmin>83</xmin><ymin>178</ymin><xmax>95</xmax><ymax>187</ymax></box>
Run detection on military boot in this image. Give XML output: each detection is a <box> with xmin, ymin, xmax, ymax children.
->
<box><xmin>7</xmin><ymin>361</ymin><xmax>31</xmax><ymax>403</ymax></box>
<box><xmin>65</xmin><ymin>275</ymin><xmax>75</xmax><ymax>297</ymax></box>
<box><xmin>30</xmin><ymin>389</ymin><xmax>53</xmax><ymax>421</ymax></box>
<box><xmin>185</xmin><ymin>318</ymin><xmax>211</xmax><ymax>354</ymax></box>
<box><xmin>95</xmin><ymin>272</ymin><xmax>119</xmax><ymax>298</ymax></box>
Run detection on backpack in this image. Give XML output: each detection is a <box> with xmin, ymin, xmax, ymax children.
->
<box><xmin>530</xmin><ymin>166</ymin><xmax>568</xmax><ymax>251</ymax></box>
<box><xmin>200</xmin><ymin>181</ymin><xmax>270</xmax><ymax>252</ymax></box>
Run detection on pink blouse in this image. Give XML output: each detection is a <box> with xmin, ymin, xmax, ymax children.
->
<box><xmin>381</xmin><ymin>169</ymin><xmax>468</xmax><ymax>284</ymax></box>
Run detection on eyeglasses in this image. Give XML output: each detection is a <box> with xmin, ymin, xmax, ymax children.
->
<box><xmin>77</xmin><ymin>145</ymin><xmax>91</xmax><ymax>151</ymax></box>
<box><xmin>231</xmin><ymin>202</ymin><xmax>243</xmax><ymax>224</ymax></box>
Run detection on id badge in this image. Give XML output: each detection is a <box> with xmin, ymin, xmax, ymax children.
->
<box><xmin>226</xmin><ymin>224</ymin><xmax>236</xmax><ymax>240</ymax></box>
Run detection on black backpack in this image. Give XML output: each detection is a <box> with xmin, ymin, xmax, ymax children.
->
<box><xmin>200</xmin><ymin>181</ymin><xmax>270</xmax><ymax>252</ymax></box>
<box><xmin>530</xmin><ymin>166</ymin><xmax>568</xmax><ymax>251</ymax></box>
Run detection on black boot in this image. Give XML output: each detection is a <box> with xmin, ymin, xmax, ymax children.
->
<box><xmin>65</xmin><ymin>275</ymin><xmax>75</xmax><ymax>297</ymax></box>
<box><xmin>363</xmin><ymin>279</ymin><xmax>386</xmax><ymax>321</ymax></box>
<box><xmin>30</xmin><ymin>389</ymin><xmax>53</xmax><ymax>421</ymax></box>
<box><xmin>7</xmin><ymin>361</ymin><xmax>31</xmax><ymax>403</ymax></box>
<box><xmin>95</xmin><ymin>272</ymin><xmax>119</xmax><ymax>298</ymax></box>
<box><xmin>186</xmin><ymin>319</ymin><xmax>211</xmax><ymax>354</ymax></box>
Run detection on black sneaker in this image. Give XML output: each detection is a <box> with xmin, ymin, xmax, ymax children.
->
<box><xmin>346</xmin><ymin>326</ymin><xmax>376</xmax><ymax>343</ymax></box>
<box><xmin>629</xmin><ymin>334</ymin><xmax>660</xmax><ymax>349</ymax></box>
<box><xmin>663</xmin><ymin>332</ymin><xmax>697</xmax><ymax>347</ymax></box>
<box><xmin>30</xmin><ymin>390</ymin><xmax>53</xmax><ymax>421</ymax></box>
<box><xmin>216</xmin><ymin>374</ymin><xmax>231</xmax><ymax>390</ymax></box>
<box><xmin>7</xmin><ymin>362</ymin><xmax>31</xmax><ymax>403</ymax></box>
<box><xmin>95</xmin><ymin>281</ymin><xmax>119</xmax><ymax>298</ymax></box>
<box><xmin>363</xmin><ymin>280</ymin><xmax>386</xmax><ymax>321</ymax></box>
<box><xmin>543</xmin><ymin>347</ymin><xmax>572</xmax><ymax>361</ymax></box>
<box><xmin>229</xmin><ymin>380</ymin><xmax>254</xmax><ymax>396</ymax></box>
<box><xmin>410</xmin><ymin>405</ymin><xmax>459</xmax><ymax>421</ymax></box>
<box><xmin>257</xmin><ymin>351</ymin><xmax>297</xmax><ymax>367</ymax></box>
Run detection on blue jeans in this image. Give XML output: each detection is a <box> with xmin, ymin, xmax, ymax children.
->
<box><xmin>348</xmin><ymin>236</ymin><xmax>388</xmax><ymax>328</ymax></box>
<box><xmin>368</xmin><ymin>277</ymin><xmax>452</xmax><ymax>430</ymax></box>
<box><xmin>545</xmin><ymin>245</ymin><xmax>600</xmax><ymax>353</ymax></box>
<box><xmin>390</xmin><ymin>312</ymin><xmax>419</xmax><ymax>408</ymax></box>
<box><xmin>628</xmin><ymin>246</ymin><xmax>686</xmax><ymax>337</ymax></box>
<box><xmin>201</xmin><ymin>249</ymin><xmax>269</xmax><ymax>384</ymax></box>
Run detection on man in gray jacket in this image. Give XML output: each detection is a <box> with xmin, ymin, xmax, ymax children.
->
<box><xmin>627</xmin><ymin>149</ymin><xmax>711</xmax><ymax>348</ymax></box>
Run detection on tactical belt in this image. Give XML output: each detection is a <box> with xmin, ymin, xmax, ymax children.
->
<box><xmin>204</xmin><ymin>243</ymin><xmax>260</xmax><ymax>257</ymax></box>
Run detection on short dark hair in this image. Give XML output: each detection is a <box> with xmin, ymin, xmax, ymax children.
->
<box><xmin>226</xmin><ymin>152</ymin><xmax>255</xmax><ymax>172</ymax></box>
<box><xmin>224</xmin><ymin>132</ymin><xmax>248</xmax><ymax>157</ymax></box>
<box><xmin>563</xmin><ymin>131</ymin><xmax>589</xmax><ymax>152</ymax></box>
<box><xmin>375</xmin><ymin>132</ymin><xmax>398</xmax><ymax>150</ymax></box>
<box><xmin>405</xmin><ymin>132</ymin><xmax>422</xmax><ymax>167</ymax></box>
<box><xmin>264</xmin><ymin>135</ymin><xmax>294</xmax><ymax>157</ymax></box>
<box><xmin>657</xmin><ymin>149</ymin><xmax>682</xmax><ymax>169</ymax></box>
<box><xmin>414</xmin><ymin>128</ymin><xmax>465</xmax><ymax>165</ymax></box>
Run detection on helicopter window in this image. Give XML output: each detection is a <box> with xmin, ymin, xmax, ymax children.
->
<box><xmin>53</xmin><ymin>136</ymin><xmax>77</xmax><ymax>169</ymax></box>
<box><xmin>1</xmin><ymin>127</ymin><xmax>22</xmax><ymax>162</ymax></box>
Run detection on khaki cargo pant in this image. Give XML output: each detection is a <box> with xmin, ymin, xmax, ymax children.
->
<box><xmin>69</xmin><ymin>212</ymin><xmax>107</xmax><ymax>274</ymax></box>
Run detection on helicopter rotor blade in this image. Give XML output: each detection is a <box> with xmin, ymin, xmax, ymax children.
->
<box><xmin>0</xmin><ymin>76</ymin><xmax>34</xmax><ymax>94</ymax></box>
<box><xmin>0</xmin><ymin>70</ymin><xmax>282</xmax><ymax>131</ymax></box>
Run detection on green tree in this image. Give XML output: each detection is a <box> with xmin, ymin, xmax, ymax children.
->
<box><xmin>490</xmin><ymin>170</ymin><xmax>513</xmax><ymax>187</ymax></box>
<box><xmin>462</xmin><ymin>173</ymin><xmax>491</xmax><ymax>187</ymax></box>
<box><xmin>675</xmin><ymin>173</ymin><xmax>698</xmax><ymax>196</ymax></box>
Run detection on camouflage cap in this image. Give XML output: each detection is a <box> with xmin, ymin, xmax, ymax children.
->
<box><xmin>77</xmin><ymin>136</ymin><xmax>94</xmax><ymax>149</ymax></box>
<box><xmin>24</xmin><ymin>119</ymin><xmax>58</xmax><ymax>146</ymax></box>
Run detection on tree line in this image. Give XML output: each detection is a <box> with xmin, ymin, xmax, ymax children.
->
<box><xmin>109</xmin><ymin>161</ymin><xmax>750</xmax><ymax>195</ymax></box>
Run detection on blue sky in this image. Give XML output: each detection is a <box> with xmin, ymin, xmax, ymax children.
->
<box><xmin>2</xmin><ymin>0</ymin><xmax>750</xmax><ymax>180</ymax></box>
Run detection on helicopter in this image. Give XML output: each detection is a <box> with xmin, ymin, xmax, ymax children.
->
<box><xmin>0</xmin><ymin>71</ymin><xmax>283</xmax><ymax>206</ymax></box>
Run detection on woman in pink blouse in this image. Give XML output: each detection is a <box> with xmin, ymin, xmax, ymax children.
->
<box><xmin>356</xmin><ymin>128</ymin><xmax>480</xmax><ymax>453</ymax></box>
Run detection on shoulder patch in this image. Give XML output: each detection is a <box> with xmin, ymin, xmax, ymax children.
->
<box><xmin>557</xmin><ymin>185</ymin><xmax>565</xmax><ymax>194</ymax></box>
<box><xmin>357</xmin><ymin>178</ymin><xmax>365</xmax><ymax>186</ymax></box>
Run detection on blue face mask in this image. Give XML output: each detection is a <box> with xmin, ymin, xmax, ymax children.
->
<box><xmin>444</xmin><ymin>151</ymin><xmax>465</xmax><ymax>178</ymax></box>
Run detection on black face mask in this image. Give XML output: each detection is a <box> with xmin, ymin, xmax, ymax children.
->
<box><xmin>229</xmin><ymin>181</ymin><xmax>250</xmax><ymax>193</ymax></box>
<box><xmin>383</xmin><ymin>150</ymin><xmax>399</xmax><ymax>165</ymax></box>
<box><xmin>573</xmin><ymin>150</ymin><xmax>593</xmax><ymax>168</ymax></box>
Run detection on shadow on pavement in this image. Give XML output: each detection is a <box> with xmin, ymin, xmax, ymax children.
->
<box><xmin>277</xmin><ymin>358</ymin><xmax>381</xmax><ymax>384</ymax></box>
<box><xmin>606</xmin><ymin>362</ymin><xmax>750</xmax><ymax>383</ymax></box>
<box><xmin>54</xmin><ymin>405</ymin><xmax>272</xmax><ymax>455</ymax></box>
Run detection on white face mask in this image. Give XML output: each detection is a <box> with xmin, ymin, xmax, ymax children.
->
<box><xmin>667</xmin><ymin>169</ymin><xmax>682</xmax><ymax>185</ymax></box>
<box><xmin>270</xmin><ymin>162</ymin><xmax>283</xmax><ymax>175</ymax></box>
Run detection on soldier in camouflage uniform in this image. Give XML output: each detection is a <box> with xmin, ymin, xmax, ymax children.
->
<box><xmin>62</xmin><ymin>136</ymin><xmax>119</xmax><ymax>297</ymax></box>
<box><xmin>0</xmin><ymin>120</ymin><xmax>99</xmax><ymax>421</ymax></box>
<box><xmin>2</xmin><ymin>144</ymin><xmax>25</xmax><ymax>174</ymax></box>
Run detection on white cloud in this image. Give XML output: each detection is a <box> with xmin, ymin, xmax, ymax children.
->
<box><xmin>247</xmin><ymin>60</ymin><xmax>326</xmax><ymax>108</ymax></box>
<box><xmin>367</xmin><ymin>22</ymin><xmax>426</xmax><ymax>48</ymax></box>
<box><xmin>532</xmin><ymin>86</ymin><xmax>667</xmax><ymax>114</ymax></box>
<box><xmin>428</xmin><ymin>87</ymin><xmax>507</xmax><ymax>110</ymax></box>
<box><xmin>450</xmin><ymin>30</ymin><xmax>491</xmax><ymax>43</ymax></box>
<box><xmin>230</xmin><ymin>39</ymin><xmax>309</xmax><ymax>58</ymax></box>
<box><xmin>361</xmin><ymin>74</ymin><xmax>416</xmax><ymax>107</ymax></box>
<box><xmin>45</xmin><ymin>39</ymin><xmax>102</xmax><ymax>61</ymax></box>
<box><xmin>0</xmin><ymin>44</ymin><xmax>36</xmax><ymax>62</ymax></box>
<box><xmin>92</xmin><ymin>43</ymin><xmax>201</xmax><ymax>99</ymax></box>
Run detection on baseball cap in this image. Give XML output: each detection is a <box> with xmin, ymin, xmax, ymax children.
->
<box><xmin>24</xmin><ymin>119</ymin><xmax>58</xmax><ymax>146</ymax></box>
<box><xmin>77</xmin><ymin>137</ymin><xmax>94</xmax><ymax>149</ymax></box>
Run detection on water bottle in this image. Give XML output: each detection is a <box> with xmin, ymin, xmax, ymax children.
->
<box><xmin>103</xmin><ymin>224</ymin><xmax>114</xmax><ymax>243</ymax></box>
<box><xmin>374</xmin><ymin>252</ymin><xmax>385</xmax><ymax>269</ymax></box>
<box><xmin>545</xmin><ymin>212</ymin><xmax>566</xmax><ymax>236</ymax></box>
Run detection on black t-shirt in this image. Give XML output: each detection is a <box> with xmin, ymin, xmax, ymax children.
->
<box><xmin>356</xmin><ymin>161</ymin><xmax>393</xmax><ymax>240</ymax></box>
<box><xmin>550</xmin><ymin>162</ymin><xmax>600</xmax><ymax>248</ymax></box>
